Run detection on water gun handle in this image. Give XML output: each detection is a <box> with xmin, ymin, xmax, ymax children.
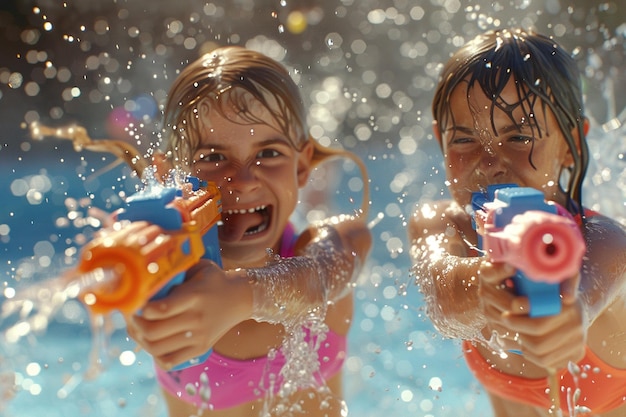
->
<box><xmin>472</xmin><ymin>186</ymin><xmax>585</xmax><ymax>317</ymax></box>
<box><xmin>148</xmin><ymin>195</ymin><xmax>221</xmax><ymax>371</ymax></box>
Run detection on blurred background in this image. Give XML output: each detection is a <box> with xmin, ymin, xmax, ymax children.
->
<box><xmin>0</xmin><ymin>0</ymin><xmax>624</xmax><ymax>416</ymax></box>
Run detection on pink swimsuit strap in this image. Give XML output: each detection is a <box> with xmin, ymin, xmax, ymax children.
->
<box><xmin>279</xmin><ymin>222</ymin><xmax>298</xmax><ymax>258</ymax></box>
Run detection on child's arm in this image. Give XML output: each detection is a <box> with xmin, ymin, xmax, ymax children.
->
<box><xmin>247</xmin><ymin>214</ymin><xmax>371</xmax><ymax>325</ymax></box>
<box><xmin>409</xmin><ymin>200</ymin><xmax>586</xmax><ymax>369</ymax></box>
<box><xmin>463</xmin><ymin>213</ymin><xmax>625</xmax><ymax>370</ymax></box>
<box><xmin>408</xmin><ymin>201</ymin><xmax>490</xmax><ymax>341</ymax></box>
<box><xmin>479</xmin><ymin>263</ymin><xmax>587</xmax><ymax>369</ymax></box>
<box><xmin>126</xmin><ymin>215</ymin><xmax>371</xmax><ymax>369</ymax></box>
<box><xmin>577</xmin><ymin>214</ymin><xmax>626</xmax><ymax>324</ymax></box>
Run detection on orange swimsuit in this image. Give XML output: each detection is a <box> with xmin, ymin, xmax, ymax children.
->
<box><xmin>463</xmin><ymin>341</ymin><xmax>626</xmax><ymax>414</ymax></box>
<box><xmin>463</xmin><ymin>208</ymin><xmax>626</xmax><ymax>414</ymax></box>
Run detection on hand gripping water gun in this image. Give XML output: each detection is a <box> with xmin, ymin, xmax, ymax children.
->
<box><xmin>471</xmin><ymin>184</ymin><xmax>586</xmax><ymax>318</ymax></box>
<box><xmin>76</xmin><ymin>174</ymin><xmax>222</xmax><ymax>369</ymax></box>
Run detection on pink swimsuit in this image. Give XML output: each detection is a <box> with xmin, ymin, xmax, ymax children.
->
<box><xmin>155</xmin><ymin>223</ymin><xmax>348</xmax><ymax>409</ymax></box>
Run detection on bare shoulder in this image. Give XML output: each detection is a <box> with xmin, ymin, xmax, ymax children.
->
<box><xmin>584</xmin><ymin>212</ymin><xmax>626</xmax><ymax>268</ymax></box>
<box><xmin>295</xmin><ymin>214</ymin><xmax>372</xmax><ymax>262</ymax></box>
<box><xmin>585</xmin><ymin>212</ymin><xmax>626</xmax><ymax>238</ymax></box>
<box><xmin>580</xmin><ymin>212</ymin><xmax>626</xmax><ymax>303</ymax></box>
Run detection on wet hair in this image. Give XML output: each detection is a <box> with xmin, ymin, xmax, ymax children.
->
<box><xmin>162</xmin><ymin>46</ymin><xmax>369</xmax><ymax>215</ymax></box>
<box><xmin>163</xmin><ymin>46</ymin><xmax>310</xmax><ymax>165</ymax></box>
<box><xmin>432</xmin><ymin>28</ymin><xmax>589</xmax><ymax>214</ymax></box>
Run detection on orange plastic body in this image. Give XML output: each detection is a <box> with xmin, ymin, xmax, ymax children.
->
<box><xmin>77</xmin><ymin>182</ymin><xmax>221</xmax><ymax>314</ymax></box>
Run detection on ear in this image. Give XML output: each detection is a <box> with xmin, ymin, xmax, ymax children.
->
<box><xmin>433</xmin><ymin>120</ymin><xmax>443</xmax><ymax>146</ymax></box>
<box><xmin>296</xmin><ymin>140</ymin><xmax>314</xmax><ymax>188</ymax></box>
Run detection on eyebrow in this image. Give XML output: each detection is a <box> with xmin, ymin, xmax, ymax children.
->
<box><xmin>445</xmin><ymin>124</ymin><xmax>534</xmax><ymax>135</ymax></box>
<box><xmin>196</xmin><ymin>137</ymin><xmax>293</xmax><ymax>152</ymax></box>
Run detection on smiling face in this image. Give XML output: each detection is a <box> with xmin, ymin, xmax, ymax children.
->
<box><xmin>190</xmin><ymin>90</ymin><xmax>312</xmax><ymax>266</ymax></box>
<box><xmin>437</xmin><ymin>77</ymin><xmax>575</xmax><ymax>209</ymax></box>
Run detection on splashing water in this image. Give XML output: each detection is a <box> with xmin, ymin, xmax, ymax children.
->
<box><xmin>261</xmin><ymin>320</ymin><xmax>341</xmax><ymax>417</ymax></box>
<box><xmin>2</xmin><ymin>268</ymin><xmax>116</xmax><ymax>345</ymax></box>
<box><xmin>1</xmin><ymin>262</ymin><xmax>128</xmax><ymax>397</ymax></box>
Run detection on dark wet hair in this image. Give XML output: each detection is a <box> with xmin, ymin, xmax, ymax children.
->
<box><xmin>432</xmin><ymin>28</ymin><xmax>589</xmax><ymax>214</ymax></box>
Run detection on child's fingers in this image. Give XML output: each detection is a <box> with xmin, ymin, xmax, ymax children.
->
<box><xmin>136</xmin><ymin>314</ymin><xmax>190</xmax><ymax>343</ymax></box>
<box><xmin>504</xmin><ymin>302</ymin><xmax>582</xmax><ymax>336</ymax></box>
<box><xmin>560</xmin><ymin>274</ymin><xmax>580</xmax><ymax>305</ymax></box>
<box><xmin>157</xmin><ymin>345</ymin><xmax>210</xmax><ymax>371</ymax></box>
<box><xmin>141</xmin><ymin>330</ymin><xmax>195</xmax><ymax>359</ymax></box>
<box><xmin>480</xmin><ymin>285</ymin><xmax>514</xmax><ymax>315</ymax></box>
<box><xmin>514</xmin><ymin>320</ymin><xmax>586</xmax><ymax>369</ymax></box>
<box><xmin>140</xmin><ymin>300</ymin><xmax>176</xmax><ymax>319</ymax></box>
<box><xmin>479</xmin><ymin>261</ymin><xmax>515</xmax><ymax>284</ymax></box>
<box><xmin>508</xmin><ymin>297</ymin><xmax>530</xmax><ymax>315</ymax></box>
<box><xmin>479</xmin><ymin>274</ymin><xmax>518</xmax><ymax>316</ymax></box>
<box><xmin>520</xmin><ymin>339</ymin><xmax>585</xmax><ymax>370</ymax></box>
<box><xmin>141</xmin><ymin>274</ymin><xmax>206</xmax><ymax>319</ymax></box>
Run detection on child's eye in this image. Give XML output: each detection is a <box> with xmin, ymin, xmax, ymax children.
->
<box><xmin>508</xmin><ymin>136</ymin><xmax>533</xmax><ymax>145</ymax></box>
<box><xmin>450</xmin><ymin>137</ymin><xmax>475</xmax><ymax>145</ymax></box>
<box><xmin>198</xmin><ymin>152</ymin><xmax>225</xmax><ymax>163</ymax></box>
<box><xmin>256</xmin><ymin>149</ymin><xmax>281</xmax><ymax>159</ymax></box>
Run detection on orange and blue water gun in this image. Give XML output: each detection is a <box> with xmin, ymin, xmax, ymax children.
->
<box><xmin>76</xmin><ymin>175</ymin><xmax>221</xmax><ymax>369</ymax></box>
<box><xmin>471</xmin><ymin>184</ymin><xmax>586</xmax><ymax>317</ymax></box>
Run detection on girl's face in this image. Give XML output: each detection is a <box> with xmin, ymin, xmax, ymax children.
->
<box><xmin>191</xmin><ymin>93</ymin><xmax>312</xmax><ymax>266</ymax></box>
<box><xmin>436</xmin><ymin>78</ymin><xmax>576</xmax><ymax>209</ymax></box>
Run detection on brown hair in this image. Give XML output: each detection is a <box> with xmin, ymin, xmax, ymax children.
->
<box><xmin>162</xmin><ymin>46</ymin><xmax>369</xmax><ymax>215</ymax></box>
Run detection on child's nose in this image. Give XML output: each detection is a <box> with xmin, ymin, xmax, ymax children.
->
<box><xmin>223</xmin><ymin>164</ymin><xmax>261</xmax><ymax>193</ymax></box>
<box><xmin>477</xmin><ymin>146</ymin><xmax>507</xmax><ymax>180</ymax></box>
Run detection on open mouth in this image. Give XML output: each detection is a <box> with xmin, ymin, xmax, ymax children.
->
<box><xmin>220</xmin><ymin>205</ymin><xmax>272</xmax><ymax>241</ymax></box>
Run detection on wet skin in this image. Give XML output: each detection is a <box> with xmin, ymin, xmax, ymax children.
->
<box><xmin>436</xmin><ymin>78</ymin><xmax>575</xmax><ymax>210</ymax></box>
<box><xmin>127</xmin><ymin>93</ymin><xmax>371</xmax><ymax>417</ymax></box>
<box><xmin>409</xmin><ymin>78</ymin><xmax>626</xmax><ymax>416</ymax></box>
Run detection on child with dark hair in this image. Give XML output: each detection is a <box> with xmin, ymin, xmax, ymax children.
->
<box><xmin>409</xmin><ymin>28</ymin><xmax>626</xmax><ymax>416</ymax></box>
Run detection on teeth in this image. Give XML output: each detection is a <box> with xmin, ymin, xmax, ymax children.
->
<box><xmin>225</xmin><ymin>205</ymin><xmax>266</xmax><ymax>215</ymax></box>
<box><xmin>244</xmin><ymin>222</ymin><xmax>267</xmax><ymax>236</ymax></box>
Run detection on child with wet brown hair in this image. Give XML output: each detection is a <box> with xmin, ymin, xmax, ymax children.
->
<box><xmin>409</xmin><ymin>28</ymin><xmax>626</xmax><ymax>416</ymax></box>
<box><xmin>121</xmin><ymin>46</ymin><xmax>372</xmax><ymax>417</ymax></box>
